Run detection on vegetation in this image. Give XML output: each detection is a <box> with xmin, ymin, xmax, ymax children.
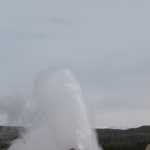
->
<box><xmin>0</xmin><ymin>126</ymin><xmax>24</xmax><ymax>150</ymax></box>
<box><xmin>96</xmin><ymin>126</ymin><xmax>150</xmax><ymax>150</ymax></box>
<box><xmin>0</xmin><ymin>125</ymin><xmax>150</xmax><ymax>150</ymax></box>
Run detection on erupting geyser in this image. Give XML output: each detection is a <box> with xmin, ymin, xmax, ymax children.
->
<box><xmin>9</xmin><ymin>69</ymin><xmax>101</xmax><ymax>150</ymax></box>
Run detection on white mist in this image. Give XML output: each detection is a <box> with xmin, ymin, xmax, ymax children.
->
<box><xmin>9</xmin><ymin>69</ymin><xmax>101</xmax><ymax>150</ymax></box>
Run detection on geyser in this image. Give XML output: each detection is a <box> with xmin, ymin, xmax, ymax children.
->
<box><xmin>9</xmin><ymin>69</ymin><xmax>101</xmax><ymax>150</ymax></box>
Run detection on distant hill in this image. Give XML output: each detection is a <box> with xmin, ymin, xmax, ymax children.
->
<box><xmin>0</xmin><ymin>126</ymin><xmax>24</xmax><ymax>150</ymax></box>
<box><xmin>96</xmin><ymin>125</ymin><xmax>150</xmax><ymax>150</ymax></box>
<box><xmin>0</xmin><ymin>125</ymin><xmax>150</xmax><ymax>150</ymax></box>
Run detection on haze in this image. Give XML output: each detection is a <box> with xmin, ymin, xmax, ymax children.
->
<box><xmin>0</xmin><ymin>0</ymin><xmax>150</xmax><ymax>128</ymax></box>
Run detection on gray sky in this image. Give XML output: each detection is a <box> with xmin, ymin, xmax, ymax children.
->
<box><xmin>0</xmin><ymin>0</ymin><xmax>150</xmax><ymax>128</ymax></box>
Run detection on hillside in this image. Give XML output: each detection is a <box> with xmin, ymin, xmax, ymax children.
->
<box><xmin>0</xmin><ymin>126</ymin><xmax>24</xmax><ymax>150</ymax></box>
<box><xmin>0</xmin><ymin>126</ymin><xmax>150</xmax><ymax>150</ymax></box>
<box><xmin>96</xmin><ymin>126</ymin><xmax>150</xmax><ymax>150</ymax></box>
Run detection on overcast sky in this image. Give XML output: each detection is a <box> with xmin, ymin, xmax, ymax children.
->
<box><xmin>0</xmin><ymin>0</ymin><xmax>150</xmax><ymax>128</ymax></box>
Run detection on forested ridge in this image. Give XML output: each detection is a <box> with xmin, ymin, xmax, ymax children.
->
<box><xmin>0</xmin><ymin>126</ymin><xmax>150</xmax><ymax>150</ymax></box>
